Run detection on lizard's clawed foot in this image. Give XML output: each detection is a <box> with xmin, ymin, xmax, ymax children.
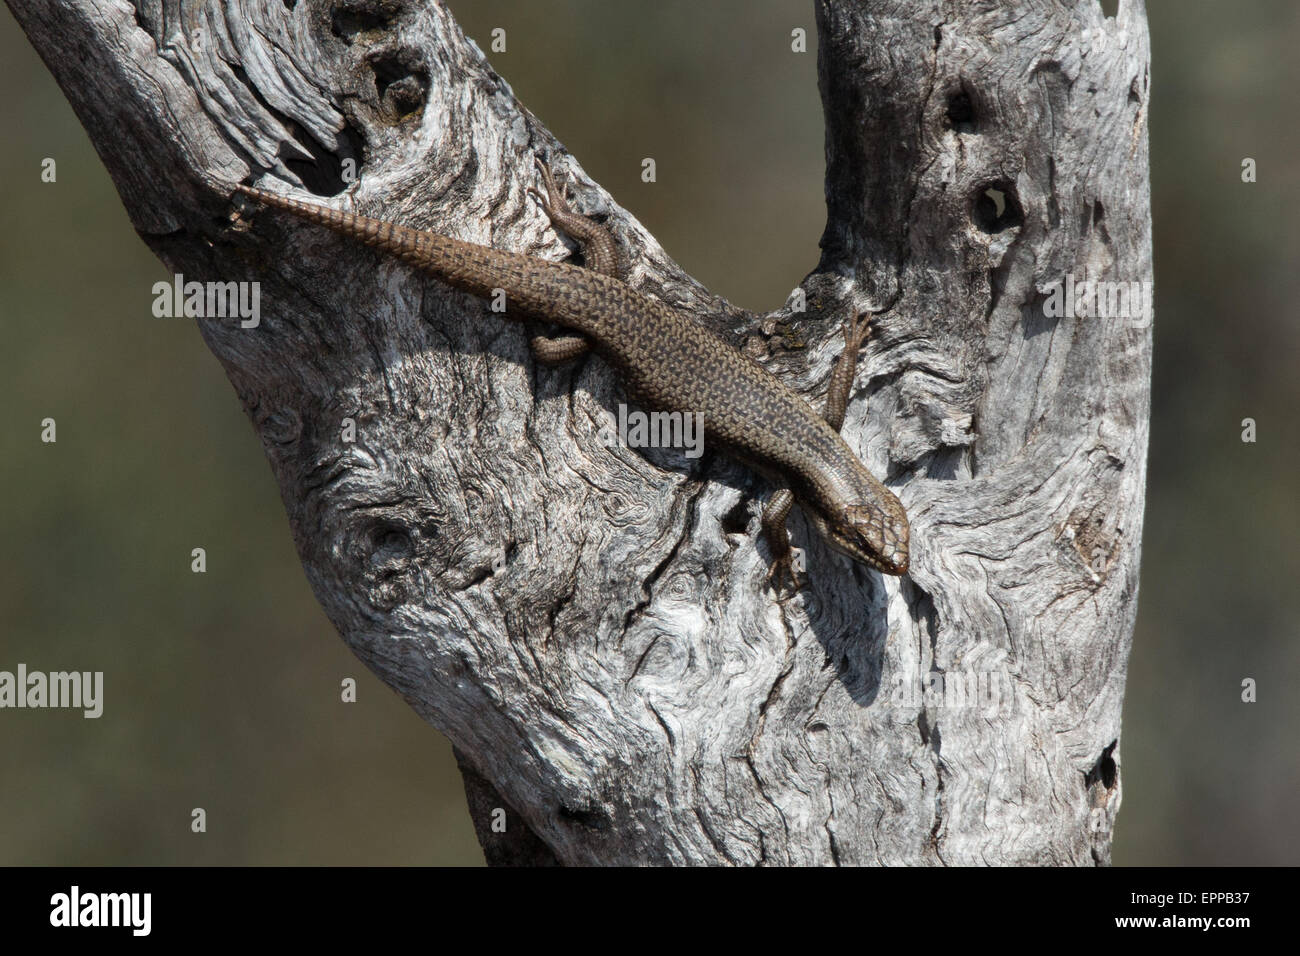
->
<box><xmin>764</xmin><ymin>551</ymin><xmax>807</xmax><ymax>601</ymax></box>
<box><xmin>529</xmin><ymin>155</ymin><xmax>571</xmax><ymax>218</ymax></box>
<box><xmin>843</xmin><ymin>311</ymin><xmax>875</xmax><ymax>354</ymax></box>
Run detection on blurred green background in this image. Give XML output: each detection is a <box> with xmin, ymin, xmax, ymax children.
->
<box><xmin>0</xmin><ymin>0</ymin><xmax>1295</xmax><ymax>865</ymax></box>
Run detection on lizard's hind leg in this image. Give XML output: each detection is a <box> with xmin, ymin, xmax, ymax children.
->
<box><xmin>529</xmin><ymin>333</ymin><xmax>593</xmax><ymax>365</ymax></box>
<box><xmin>529</xmin><ymin>156</ymin><xmax>625</xmax><ymax>280</ymax></box>
<box><xmin>527</xmin><ymin>156</ymin><xmax>628</xmax><ymax>364</ymax></box>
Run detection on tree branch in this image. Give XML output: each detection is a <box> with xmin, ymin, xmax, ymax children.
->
<box><xmin>8</xmin><ymin>0</ymin><xmax>1151</xmax><ymax>864</ymax></box>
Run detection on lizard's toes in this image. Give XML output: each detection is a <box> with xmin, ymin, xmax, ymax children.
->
<box><xmin>765</xmin><ymin>554</ymin><xmax>806</xmax><ymax>601</ymax></box>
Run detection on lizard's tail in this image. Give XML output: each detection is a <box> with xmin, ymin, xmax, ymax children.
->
<box><xmin>233</xmin><ymin>183</ymin><xmax>522</xmax><ymax>300</ymax></box>
<box><xmin>232</xmin><ymin>182</ymin><xmax>626</xmax><ymax>339</ymax></box>
<box><xmin>234</xmin><ymin>184</ymin><xmax>436</xmax><ymax>269</ymax></box>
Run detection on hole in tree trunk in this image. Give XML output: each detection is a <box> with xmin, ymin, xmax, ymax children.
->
<box><xmin>972</xmin><ymin>181</ymin><xmax>1024</xmax><ymax>234</ymax></box>
<box><xmin>945</xmin><ymin>87</ymin><xmax>976</xmax><ymax>133</ymax></box>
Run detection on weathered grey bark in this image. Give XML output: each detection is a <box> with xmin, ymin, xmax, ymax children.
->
<box><xmin>8</xmin><ymin>0</ymin><xmax>1151</xmax><ymax>864</ymax></box>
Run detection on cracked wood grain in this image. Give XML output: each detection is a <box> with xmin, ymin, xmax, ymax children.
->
<box><xmin>8</xmin><ymin>0</ymin><xmax>1151</xmax><ymax>864</ymax></box>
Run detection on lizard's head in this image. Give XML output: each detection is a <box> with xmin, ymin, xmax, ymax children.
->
<box><xmin>807</xmin><ymin>497</ymin><xmax>910</xmax><ymax>576</ymax></box>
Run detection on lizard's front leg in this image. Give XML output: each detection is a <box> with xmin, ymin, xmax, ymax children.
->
<box><xmin>762</xmin><ymin>488</ymin><xmax>803</xmax><ymax>596</ymax></box>
<box><xmin>763</xmin><ymin>312</ymin><xmax>875</xmax><ymax>597</ymax></box>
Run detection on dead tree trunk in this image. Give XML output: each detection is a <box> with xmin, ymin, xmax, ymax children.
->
<box><xmin>8</xmin><ymin>0</ymin><xmax>1151</xmax><ymax>864</ymax></box>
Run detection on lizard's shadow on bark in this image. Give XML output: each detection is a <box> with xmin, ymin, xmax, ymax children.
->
<box><xmin>783</xmin><ymin>519</ymin><xmax>892</xmax><ymax>708</ymax></box>
<box><xmin>702</xmin><ymin>453</ymin><xmax>892</xmax><ymax>709</ymax></box>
